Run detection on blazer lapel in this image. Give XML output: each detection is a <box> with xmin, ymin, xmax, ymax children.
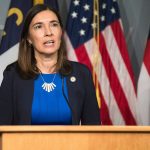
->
<box><xmin>66</xmin><ymin>74</ymin><xmax>80</xmax><ymax>125</ymax></box>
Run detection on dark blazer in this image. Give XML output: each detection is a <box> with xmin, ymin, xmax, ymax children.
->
<box><xmin>0</xmin><ymin>61</ymin><xmax>100</xmax><ymax>125</ymax></box>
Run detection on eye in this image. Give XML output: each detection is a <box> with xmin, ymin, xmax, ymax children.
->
<box><xmin>50</xmin><ymin>21</ymin><xmax>60</xmax><ymax>27</ymax></box>
<box><xmin>33</xmin><ymin>24</ymin><xmax>42</xmax><ymax>30</ymax></box>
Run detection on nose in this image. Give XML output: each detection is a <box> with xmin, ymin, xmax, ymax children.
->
<box><xmin>44</xmin><ymin>26</ymin><xmax>53</xmax><ymax>36</ymax></box>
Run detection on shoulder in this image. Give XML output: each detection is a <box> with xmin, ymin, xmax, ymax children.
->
<box><xmin>2</xmin><ymin>61</ymin><xmax>19</xmax><ymax>80</ymax></box>
<box><xmin>1</xmin><ymin>62</ymin><xmax>18</xmax><ymax>87</ymax></box>
<box><xmin>4</xmin><ymin>61</ymin><xmax>17</xmax><ymax>72</ymax></box>
<box><xmin>69</xmin><ymin>61</ymin><xmax>90</xmax><ymax>73</ymax></box>
<box><xmin>67</xmin><ymin>61</ymin><xmax>92</xmax><ymax>81</ymax></box>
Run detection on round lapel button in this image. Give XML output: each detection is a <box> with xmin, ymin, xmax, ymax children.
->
<box><xmin>70</xmin><ymin>76</ymin><xmax>76</xmax><ymax>82</ymax></box>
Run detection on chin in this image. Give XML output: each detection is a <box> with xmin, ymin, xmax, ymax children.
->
<box><xmin>42</xmin><ymin>51</ymin><xmax>58</xmax><ymax>56</ymax></box>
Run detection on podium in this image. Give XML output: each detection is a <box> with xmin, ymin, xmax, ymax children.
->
<box><xmin>0</xmin><ymin>126</ymin><xmax>150</xmax><ymax>150</ymax></box>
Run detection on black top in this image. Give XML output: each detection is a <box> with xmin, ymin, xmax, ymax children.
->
<box><xmin>0</xmin><ymin>61</ymin><xmax>100</xmax><ymax>125</ymax></box>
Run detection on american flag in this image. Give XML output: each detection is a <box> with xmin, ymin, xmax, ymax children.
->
<box><xmin>64</xmin><ymin>0</ymin><xmax>137</xmax><ymax>125</ymax></box>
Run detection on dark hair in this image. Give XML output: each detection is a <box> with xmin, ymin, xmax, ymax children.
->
<box><xmin>17</xmin><ymin>4</ymin><xmax>72</xmax><ymax>79</ymax></box>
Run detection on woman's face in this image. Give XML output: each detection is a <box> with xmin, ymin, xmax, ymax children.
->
<box><xmin>28</xmin><ymin>10</ymin><xmax>62</xmax><ymax>57</ymax></box>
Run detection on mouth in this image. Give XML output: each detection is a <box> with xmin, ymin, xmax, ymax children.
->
<box><xmin>44</xmin><ymin>40</ymin><xmax>55</xmax><ymax>46</ymax></box>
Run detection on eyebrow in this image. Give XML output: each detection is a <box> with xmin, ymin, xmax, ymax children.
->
<box><xmin>32</xmin><ymin>20</ymin><xmax>59</xmax><ymax>27</ymax></box>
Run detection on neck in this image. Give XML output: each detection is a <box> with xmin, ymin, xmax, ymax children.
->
<box><xmin>35</xmin><ymin>54</ymin><xmax>57</xmax><ymax>74</ymax></box>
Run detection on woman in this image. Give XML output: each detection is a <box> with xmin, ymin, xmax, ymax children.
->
<box><xmin>0</xmin><ymin>4</ymin><xmax>100</xmax><ymax>125</ymax></box>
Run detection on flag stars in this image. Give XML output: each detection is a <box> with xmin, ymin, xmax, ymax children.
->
<box><xmin>102</xmin><ymin>3</ymin><xmax>106</xmax><ymax>9</ymax></box>
<box><xmin>81</xmin><ymin>17</ymin><xmax>87</xmax><ymax>23</ymax></box>
<box><xmin>111</xmin><ymin>7</ymin><xmax>116</xmax><ymax>14</ymax></box>
<box><xmin>73</xmin><ymin>0</ymin><xmax>80</xmax><ymax>6</ymax></box>
<box><xmin>79</xmin><ymin>29</ymin><xmax>85</xmax><ymax>36</ymax></box>
<box><xmin>83</xmin><ymin>4</ymin><xmax>90</xmax><ymax>11</ymax></box>
<box><xmin>101</xmin><ymin>16</ymin><xmax>105</xmax><ymax>22</ymax></box>
<box><xmin>71</xmin><ymin>11</ymin><xmax>78</xmax><ymax>18</ymax></box>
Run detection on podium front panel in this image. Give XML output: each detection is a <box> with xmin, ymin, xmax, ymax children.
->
<box><xmin>0</xmin><ymin>126</ymin><xmax>150</xmax><ymax>150</ymax></box>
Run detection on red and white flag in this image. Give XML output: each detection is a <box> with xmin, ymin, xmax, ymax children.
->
<box><xmin>137</xmin><ymin>30</ymin><xmax>150</xmax><ymax>125</ymax></box>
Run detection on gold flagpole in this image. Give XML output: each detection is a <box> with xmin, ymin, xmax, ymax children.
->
<box><xmin>93</xmin><ymin>0</ymin><xmax>100</xmax><ymax>108</ymax></box>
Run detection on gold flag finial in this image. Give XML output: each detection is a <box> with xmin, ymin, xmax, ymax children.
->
<box><xmin>33</xmin><ymin>0</ymin><xmax>44</xmax><ymax>5</ymax></box>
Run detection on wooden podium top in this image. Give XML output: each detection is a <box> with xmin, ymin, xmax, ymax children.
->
<box><xmin>1</xmin><ymin>126</ymin><xmax>150</xmax><ymax>150</ymax></box>
<box><xmin>0</xmin><ymin>126</ymin><xmax>150</xmax><ymax>133</ymax></box>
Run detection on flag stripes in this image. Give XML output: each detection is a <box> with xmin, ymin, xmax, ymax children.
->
<box><xmin>111</xmin><ymin>20</ymin><xmax>136</xmax><ymax>87</ymax></box>
<box><xmin>100</xmin><ymin>32</ymin><xmax>135</xmax><ymax>124</ymax></box>
<box><xmin>102</xmin><ymin>27</ymin><xmax>137</xmax><ymax>119</ymax></box>
<box><xmin>75</xmin><ymin>45</ymin><xmax>93</xmax><ymax>71</ymax></box>
<box><xmin>99</xmin><ymin>53</ymin><xmax>125</xmax><ymax>124</ymax></box>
